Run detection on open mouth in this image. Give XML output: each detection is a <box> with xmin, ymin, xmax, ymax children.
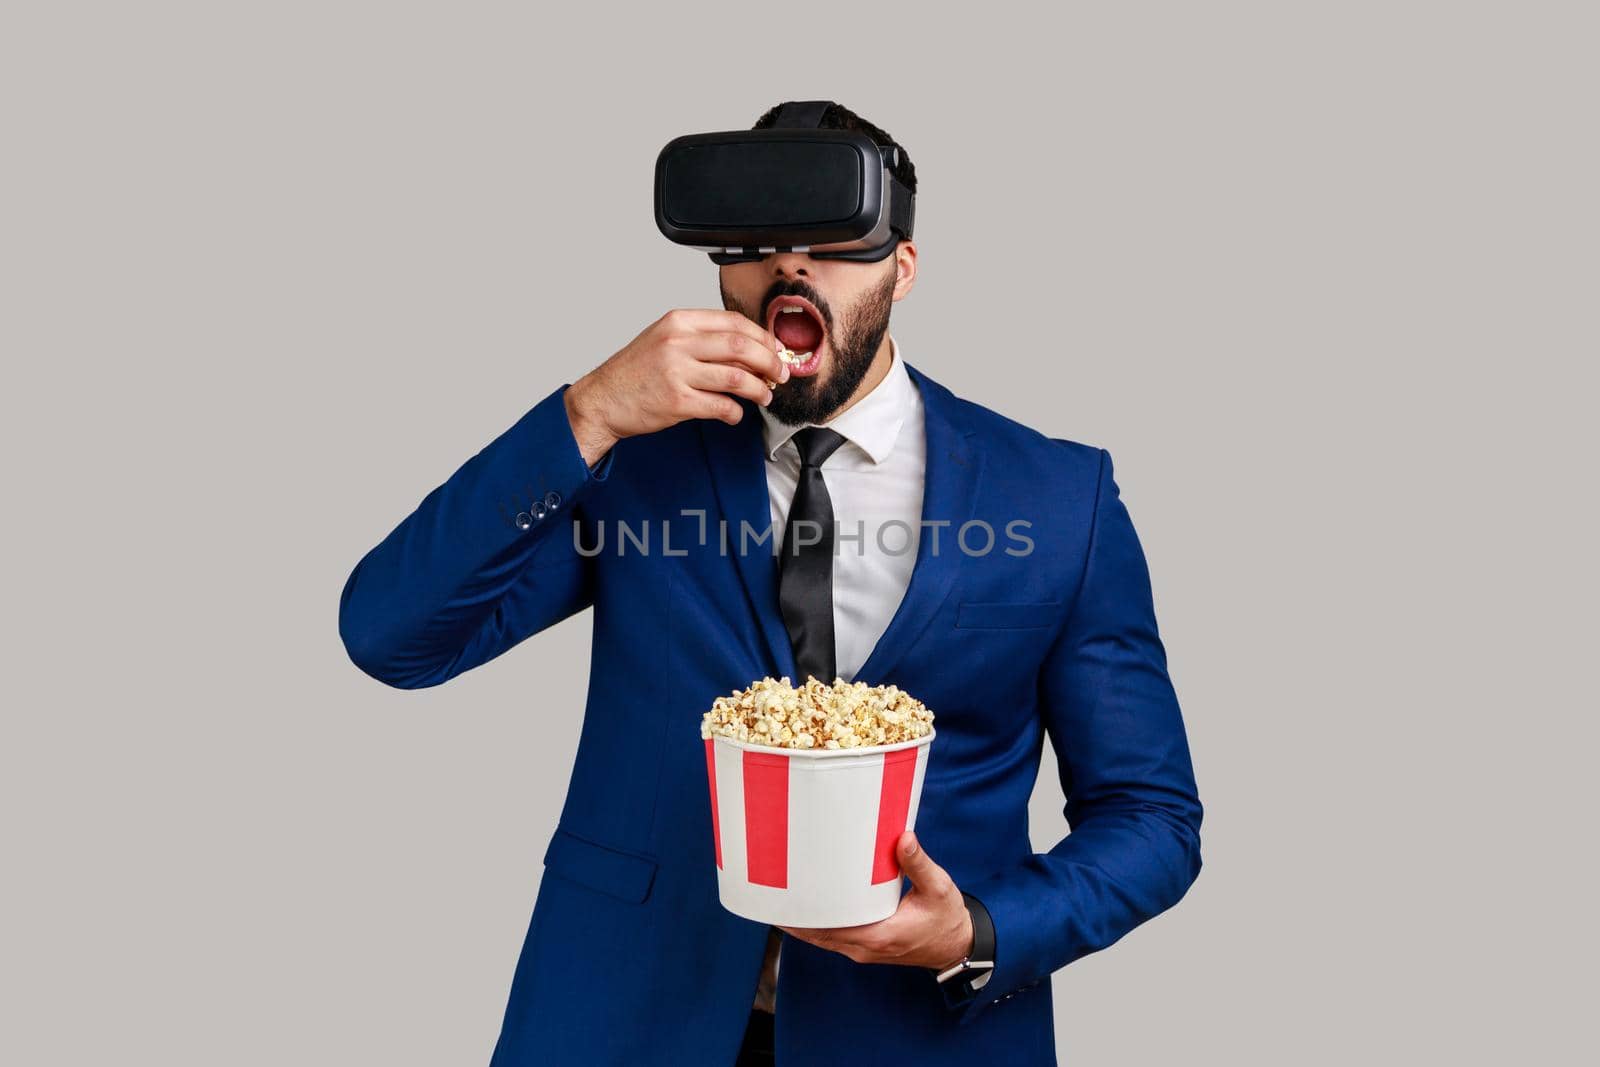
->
<box><xmin>766</xmin><ymin>295</ymin><xmax>828</xmax><ymax>377</ymax></box>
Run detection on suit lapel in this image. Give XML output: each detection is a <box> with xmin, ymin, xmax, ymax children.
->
<box><xmin>854</xmin><ymin>362</ymin><xmax>984</xmax><ymax>684</ymax></box>
<box><xmin>696</xmin><ymin>363</ymin><xmax>982</xmax><ymax>687</ymax></box>
<box><xmin>697</xmin><ymin>404</ymin><xmax>798</xmax><ymax>680</ymax></box>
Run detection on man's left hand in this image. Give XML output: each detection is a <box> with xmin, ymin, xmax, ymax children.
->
<box><xmin>778</xmin><ymin>831</ymin><xmax>973</xmax><ymax>970</ymax></box>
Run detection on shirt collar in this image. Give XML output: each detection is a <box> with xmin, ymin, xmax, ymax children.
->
<box><xmin>760</xmin><ymin>334</ymin><xmax>915</xmax><ymax>465</ymax></box>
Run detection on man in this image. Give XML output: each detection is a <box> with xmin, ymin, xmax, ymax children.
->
<box><xmin>339</xmin><ymin>102</ymin><xmax>1202</xmax><ymax>1067</ymax></box>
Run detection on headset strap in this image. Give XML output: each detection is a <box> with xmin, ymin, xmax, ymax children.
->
<box><xmin>889</xmin><ymin>175</ymin><xmax>915</xmax><ymax>239</ymax></box>
<box><xmin>769</xmin><ymin>100</ymin><xmax>835</xmax><ymax>128</ymax></box>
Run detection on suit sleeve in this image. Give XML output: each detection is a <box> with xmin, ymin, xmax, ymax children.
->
<box><xmin>338</xmin><ymin>383</ymin><xmax>613</xmax><ymax>690</ymax></box>
<box><xmin>945</xmin><ymin>447</ymin><xmax>1203</xmax><ymax>1022</ymax></box>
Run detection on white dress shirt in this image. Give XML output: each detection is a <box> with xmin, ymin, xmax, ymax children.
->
<box><xmin>749</xmin><ymin>334</ymin><xmax>927</xmax><ymax>1014</ymax></box>
<box><xmin>758</xmin><ymin>334</ymin><xmax>926</xmax><ymax>684</ymax></box>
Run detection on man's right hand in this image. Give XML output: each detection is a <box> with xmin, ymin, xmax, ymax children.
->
<box><xmin>564</xmin><ymin>310</ymin><xmax>790</xmax><ymax>467</ymax></box>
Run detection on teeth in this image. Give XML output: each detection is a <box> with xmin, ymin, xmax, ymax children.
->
<box><xmin>774</xmin><ymin>305</ymin><xmax>817</xmax><ymax>367</ymax></box>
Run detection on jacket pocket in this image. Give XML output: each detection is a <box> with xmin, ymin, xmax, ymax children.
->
<box><xmin>955</xmin><ymin>600</ymin><xmax>1064</xmax><ymax>630</ymax></box>
<box><xmin>542</xmin><ymin>827</ymin><xmax>660</xmax><ymax>904</ymax></box>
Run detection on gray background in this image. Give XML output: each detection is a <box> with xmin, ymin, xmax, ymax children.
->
<box><xmin>5</xmin><ymin>2</ymin><xmax>1594</xmax><ymax>1063</ymax></box>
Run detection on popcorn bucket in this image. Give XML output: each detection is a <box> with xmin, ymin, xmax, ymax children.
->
<box><xmin>702</xmin><ymin>728</ymin><xmax>936</xmax><ymax>928</ymax></box>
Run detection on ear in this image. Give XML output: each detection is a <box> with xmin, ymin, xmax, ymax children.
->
<box><xmin>891</xmin><ymin>240</ymin><xmax>917</xmax><ymax>301</ymax></box>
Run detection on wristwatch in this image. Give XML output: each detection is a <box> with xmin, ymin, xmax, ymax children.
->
<box><xmin>934</xmin><ymin>892</ymin><xmax>995</xmax><ymax>998</ymax></box>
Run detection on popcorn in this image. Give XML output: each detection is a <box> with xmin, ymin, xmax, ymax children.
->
<box><xmin>701</xmin><ymin>676</ymin><xmax>934</xmax><ymax>751</ymax></box>
<box><xmin>764</xmin><ymin>347</ymin><xmax>811</xmax><ymax>387</ymax></box>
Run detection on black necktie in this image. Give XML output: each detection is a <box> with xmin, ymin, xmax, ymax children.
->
<box><xmin>778</xmin><ymin>427</ymin><xmax>847</xmax><ymax>684</ymax></box>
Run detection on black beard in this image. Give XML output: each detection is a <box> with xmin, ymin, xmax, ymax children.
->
<box><xmin>721</xmin><ymin>263</ymin><xmax>897</xmax><ymax>426</ymax></box>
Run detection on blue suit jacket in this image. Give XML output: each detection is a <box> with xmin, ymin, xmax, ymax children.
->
<box><xmin>339</xmin><ymin>363</ymin><xmax>1203</xmax><ymax>1066</ymax></box>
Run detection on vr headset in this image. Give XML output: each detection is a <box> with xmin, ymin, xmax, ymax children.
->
<box><xmin>654</xmin><ymin>100</ymin><xmax>915</xmax><ymax>265</ymax></box>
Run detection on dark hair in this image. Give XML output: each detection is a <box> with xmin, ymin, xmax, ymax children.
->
<box><xmin>752</xmin><ymin>101</ymin><xmax>917</xmax><ymax>196</ymax></box>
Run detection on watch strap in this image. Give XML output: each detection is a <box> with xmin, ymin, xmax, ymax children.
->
<box><xmin>934</xmin><ymin>892</ymin><xmax>996</xmax><ymax>997</ymax></box>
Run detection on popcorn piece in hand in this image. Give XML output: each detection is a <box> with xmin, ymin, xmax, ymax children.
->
<box><xmin>701</xmin><ymin>676</ymin><xmax>934</xmax><ymax>750</ymax></box>
<box><xmin>763</xmin><ymin>347</ymin><xmax>810</xmax><ymax>388</ymax></box>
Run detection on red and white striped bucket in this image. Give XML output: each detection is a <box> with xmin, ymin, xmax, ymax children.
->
<box><xmin>702</xmin><ymin>728</ymin><xmax>936</xmax><ymax>927</ymax></box>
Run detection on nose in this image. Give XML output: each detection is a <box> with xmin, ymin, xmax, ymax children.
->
<box><xmin>768</xmin><ymin>250</ymin><xmax>811</xmax><ymax>278</ymax></box>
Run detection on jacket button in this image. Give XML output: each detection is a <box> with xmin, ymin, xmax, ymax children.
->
<box><xmin>514</xmin><ymin>512</ymin><xmax>534</xmax><ymax>530</ymax></box>
<box><xmin>544</xmin><ymin>490</ymin><xmax>562</xmax><ymax>510</ymax></box>
<box><xmin>532</xmin><ymin>500</ymin><xmax>548</xmax><ymax>520</ymax></box>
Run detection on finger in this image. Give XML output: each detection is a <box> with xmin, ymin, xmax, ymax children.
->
<box><xmin>897</xmin><ymin>831</ymin><xmax>953</xmax><ymax>895</ymax></box>
<box><xmin>778</xmin><ymin>926</ymin><xmax>836</xmax><ymax>953</ymax></box>
<box><xmin>682</xmin><ymin>388</ymin><xmax>745</xmax><ymax>426</ymax></box>
<box><xmin>788</xmin><ymin>923</ymin><xmax>888</xmax><ymax>958</ymax></box>
<box><xmin>683</xmin><ymin>329</ymin><xmax>788</xmax><ymax>385</ymax></box>
<box><xmin>683</xmin><ymin>360</ymin><xmax>773</xmax><ymax>408</ymax></box>
<box><xmin>662</xmin><ymin>308</ymin><xmax>784</xmax><ymax>354</ymax></box>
